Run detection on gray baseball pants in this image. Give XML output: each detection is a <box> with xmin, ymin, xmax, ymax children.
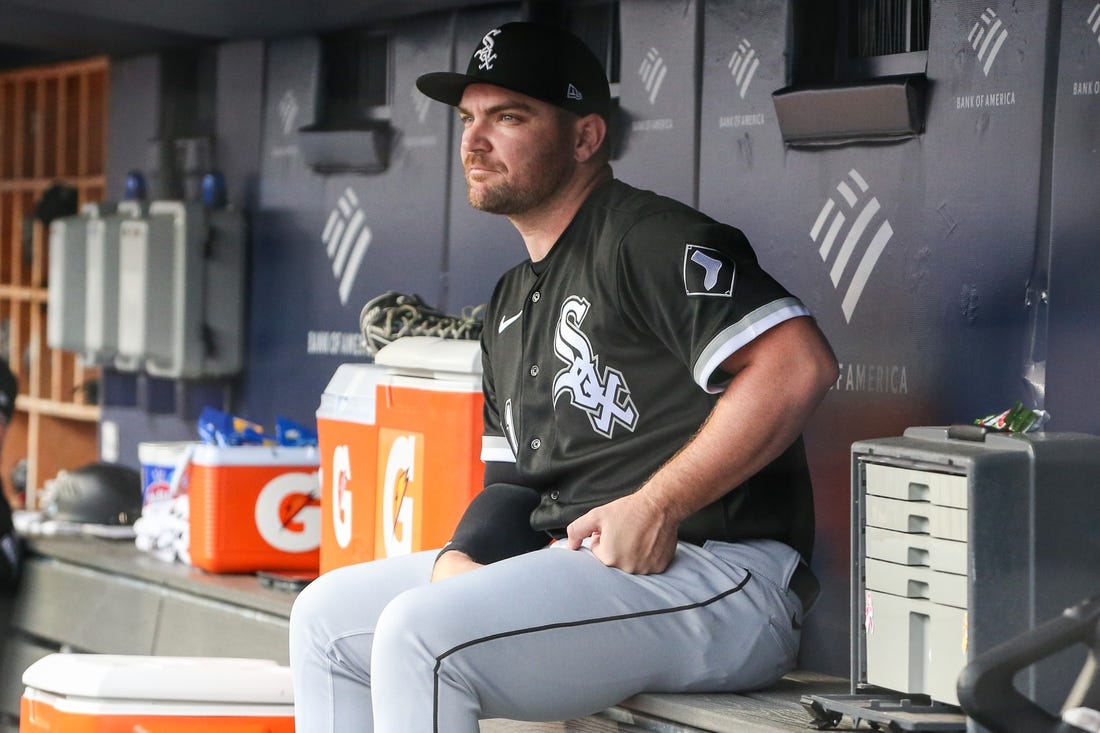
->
<box><xmin>289</xmin><ymin>538</ymin><xmax>805</xmax><ymax>732</ymax></box>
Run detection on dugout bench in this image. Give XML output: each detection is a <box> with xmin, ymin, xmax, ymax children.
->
<box><xmin>0</xmin><ymin>535</ymin><xmax>849</xmax><ymax>733</ymax></box>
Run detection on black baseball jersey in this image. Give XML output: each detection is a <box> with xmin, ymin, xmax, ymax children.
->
<box><xmin>480</xmin><ymin>179</ymin><xmax>817</xmax><ymax>559</ymax></box>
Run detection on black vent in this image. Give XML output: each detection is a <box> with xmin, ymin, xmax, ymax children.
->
<box><xmin>319</xmin><ymin>30</ymin><xmax>390</xmax><ymax>126</ymax></box>
<box><xmin>850</xmin><ymin>0</ymin><xmax>930</xmax><ymax>58</ymax></box>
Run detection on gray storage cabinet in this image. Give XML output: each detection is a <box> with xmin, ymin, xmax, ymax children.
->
<box><xmin>850</xmin><ymin>427</ymin><xmax>1100</xmax><ymax>717</ymax></box>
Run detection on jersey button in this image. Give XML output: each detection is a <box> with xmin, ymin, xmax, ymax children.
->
<box><xmin>530</xmin><ymin>437</ymin><xmax>542</xmax><ymax>450</ymax></box>
<box><xmin>549</xmin><ymin>490</ymin><xmax>559</xmax><ymax>501</ymax></box>
<box><xmin>529</xmin><ymin>365</ymin><xmax>539</xmax><ymax>377</ymax></box>
<box><xmin>531</xmin><ymin>291</ymin><xmax>541</xmax><ymax>303</ymax></box>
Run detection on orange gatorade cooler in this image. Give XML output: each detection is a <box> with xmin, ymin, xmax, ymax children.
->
<box><xmin>188</xmin><ymin>444</ymin><xmax>321</xmax><ymax>573</ymax></box>
<box><xmin>372</xmin><ymin>337</ymin><xmax>484</xmax><ymax>559</ymax></box>
<box><xmin>20</xmin><ymin>654</ymin><xmax>294</xmax><ymax>733</ymax></box>
<box><xmin>316</xmin><ymin>363</ymin><xmax>386</xmax><ymax>574</ymax></box>
<box><xmin>317</xmin><ymin>336</ymin><xmax>484</xmax><ymax>572</ymax></box>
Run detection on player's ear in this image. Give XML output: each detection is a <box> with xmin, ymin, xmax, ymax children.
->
<box><xmin>574</xmin><ymin>113</ymin><xmax>607</xmax><ymax>163</ymax></box>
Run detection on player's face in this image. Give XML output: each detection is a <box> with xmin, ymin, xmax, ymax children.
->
<box><xmin>457</xmin><ymin>84</ymin><xmax>576</xmax><ymax>215</ymax></box>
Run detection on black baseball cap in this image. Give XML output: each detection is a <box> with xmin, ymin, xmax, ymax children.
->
<box><xmin>0</xmin><ymin>360</ymin><xmax>15</xmax><ymax>423</ymax></box>
<box><xmin>416</xmin><ymin>22</ymin><xmax>611</xmax><ymax>119</ymax></box>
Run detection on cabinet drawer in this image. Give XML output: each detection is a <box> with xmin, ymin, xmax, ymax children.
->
<box><xmin>866</xmin><ymin>558</ymin><xmax>933</xmax><ymax>598</ymax></box>
<box><xmin>864</xmin><ymin>590</ymin><xmax>968</xmax><ymax>704</ymax></box>
<box><xmin>865</xmin><ymin>526</ymin><xmax>931</xmax><ymax>566</ymax></box>
<box><xmin>866</xmin><ymin>495</ymin><xmax>968</xmax><ymax>542</ymax></box>
<box><xmin>929</xmin><ymin>571</ymin><xmax>968</xmax><ymax>609</ymax></box>
<box><xmin>928</xmin><ymin>537</ymin><xmax>967</xmax><ymax>575</ymax></box>
<box><xmin>864</xmin><ymin>462</ymin><xmax>968</xmax><ymax>508</ymax></box>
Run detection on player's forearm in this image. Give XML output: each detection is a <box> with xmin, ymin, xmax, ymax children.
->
<box><xmin>637</xmin><ymin>317</ymin><xmax>837</xmax><ymax>522</ymax></box>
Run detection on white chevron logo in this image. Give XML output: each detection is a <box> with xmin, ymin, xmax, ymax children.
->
<box><xmin>638</xmin><ymin>47</ymin><xmax>668</xmax><ymax>105</ymax></box>
<box><xmin>412</xmin><ymin>86</ymin><xmax>431</xmax><ymax>124</ymax></box>
<box><xmin>727</xmin><ymin>39</ymin><xmax>760</xmax><ymax>99</ymax></box>
<box><xmin>968</xmin><ymin>8</ymin><xmax>1009</xmax><ymax>76</ymax></box>
<box><xmin>321</xmin><ymin>188</ymin><xmax>372</xmax><ymax>305</ymax></box>
<box><xmin>278</xmin><ymin>90</ymin><xmax>299</xmax><ymax>135</ymax></box>
<box><xmin>1089</xmin><ymin>4</ymin><xmax>1100</xmax><ymax>46</ymax></box>
<box><xmin>809</xmin><ymin>169</ymin><xmax>894</xmax><ymax>323</ymax></box>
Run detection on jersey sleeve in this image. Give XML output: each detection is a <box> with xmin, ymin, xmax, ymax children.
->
<box><xmin>616</xmin><ymin>213</ymin><xmax>810</xmax><ymax>392</ymax></box>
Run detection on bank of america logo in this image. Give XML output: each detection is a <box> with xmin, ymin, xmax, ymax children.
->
<box><xmin>639</xmin><ymin>47</ymin><xmax>667</xmax><ymax>105</ymax></box>
<box><xmin>412</xmin><ymin>87</ymin><xmax>431</xmax><ymax>124</ymax></box>
<box><xmin>810</xmin><ymin>169</ymin><xmax>894</xmax><ymax>323</ymax></box>
<box><xmin>322</xmin><ymin>188</ymin><xmax>373</xmax><ymax>305</ymax></box>
<box><xmin>1089</xmin><ymin>4</ymin><xmax>1100</xmax><ymax>45</ymax></box>
<box><xmin>278</xmin><ymin>90</ymin><xmax>299</xmax><ymax>135</ymax></box>
<box><xmin>728</xmin><ymin>39</ymin><xmax>760</xmax><ymax>99</ymax></box>
<box><xmin>969</xmin><ymin>8</ymin><xmax>1009</xmax><ymax>76</ymax></box>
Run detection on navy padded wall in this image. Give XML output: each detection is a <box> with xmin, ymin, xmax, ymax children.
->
<box><xmin>241</xmin><ymin>17</ymin><xmax>457</xmax><ymax>429</ymax></box>
<box><xmin>613</xmin><ymin>0</ymin><xmax>700</xmax><ymax>205</ymax></box>
<box><xmin>698</xmin><ymin>0</ymin><xmax>1055</xmax><ymax>675</ymax></box>
<box><xmin>1045</xmin><ymin>0</ymin><xmax>1100</xmax><ymax>433</ymax></box>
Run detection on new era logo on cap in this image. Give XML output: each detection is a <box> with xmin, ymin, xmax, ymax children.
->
<box><xmin>567</xmin><ymin>84</ymin><xmax>583</xmax><ymax>101</ymax></box>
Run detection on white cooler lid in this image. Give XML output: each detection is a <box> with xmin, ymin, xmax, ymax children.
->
<box><xmin>191</xmin><ymin>444</ymin><xmax>319</xmax><ymax>467</ymax></box>
<box><xmin>22</xmin><ymin>654</ymin><xmax>294</xmax><ymax>704</ymax></box>
<box><xmin>375</xmin><ymin>336</ymin><xmax>482</xmax><ymax>378</ymax></box>
<box><xmin>316</xmin><ymin>362</ymin><xmax>387</xmax><ymax>423</ymax></box>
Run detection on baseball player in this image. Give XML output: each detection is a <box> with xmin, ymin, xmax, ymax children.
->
<box><xmin>289</xmin><ymin>21</ymin><xmax>838</xmax><ymax>733</ymax></box>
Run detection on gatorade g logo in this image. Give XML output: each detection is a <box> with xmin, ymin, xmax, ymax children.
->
<box><xmin>255</xmin><ymin>472</ymin><xmax>322</xmax><ymax>553</ymax></box>
<box><xmin>331</xmin><ymin>445</ymin><xmax>353</xmax><ymax>548</ymax></box>
<box><xmin>378</xmin><ymin>432</ymin><xmax>422</xmax><ymax>557</ymax></box>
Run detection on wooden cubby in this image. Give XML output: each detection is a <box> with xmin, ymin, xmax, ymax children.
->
<box><xmin>0</xmin><ymin>57</ymin><xmax>109</xmax><ymax>508</ymax></box>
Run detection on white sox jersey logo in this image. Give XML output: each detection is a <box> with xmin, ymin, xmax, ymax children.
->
<box><xmin>552</xmin><ymin>296</ymin><xmax>639</xmax><ymax>438</ymax></box>
<box><xmin>683</xmin><ymin>244</ymin><xmax>735</xmax><ymax>297</ymax></box>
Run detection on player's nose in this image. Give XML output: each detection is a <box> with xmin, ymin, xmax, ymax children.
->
<box><xmin>460</xmin><ymin>119</ymin><xmax>491</xmax><ymax>155</ymax></box>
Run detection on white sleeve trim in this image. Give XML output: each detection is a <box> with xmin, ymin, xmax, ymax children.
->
<box><xmin>693</xmin><ymin>298</ymin><xmax>812</xmax><ymax>393</ymax></box>
<box><xmin>481</xmin><ymin>435</ymin><xmax>517</xmax><ymax>464</ymax></box>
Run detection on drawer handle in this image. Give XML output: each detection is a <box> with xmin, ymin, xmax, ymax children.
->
<box><xmin>908</xmin><ymin>482</ymin><xmax>930</xmax><ymax>501</ymax></box>
<box><xmin>907</xmin><ymin>515</ymin><xmax>930</xmax><ymax>533</ymax></box>
<box><xmin>909</xmin><ymin>547</ymin><xmax>930</xmax><ymax>566</ymax></box>
<box><xmin>908</xmin><ymin>580</ymin><xmax>930</xmax><ymax>598</ymax></box>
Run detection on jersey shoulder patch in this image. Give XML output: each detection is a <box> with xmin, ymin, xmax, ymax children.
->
<box><xmin>683</xmin><ymin>244</ymin><xmax>735</xmax><ymax>298</ymax></box>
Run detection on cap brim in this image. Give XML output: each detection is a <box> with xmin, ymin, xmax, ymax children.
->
<box><xmin>416</xmin><ymin>72</ymin><xmax>475</xmax><ymax>107</ymax></box>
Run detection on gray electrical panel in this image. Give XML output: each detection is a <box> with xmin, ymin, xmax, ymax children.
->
<box><xmin>84</xmin><ymin>200</ymin><xmax>140</xmax><ymax>366</ymax></box>
<box><xmin>846</xmin><ymin>427</ymin><xmax>1100</xmax><ymax>728</ymax></box>
<box><xmin>115</xmin><ymin>200</ymin><xmax>246</xmax><ymax>378</ymax></box>
<box><xmin>48</xmin><ymin>198</ymin><xmax>245</xmax><ymax>379</ymax></box>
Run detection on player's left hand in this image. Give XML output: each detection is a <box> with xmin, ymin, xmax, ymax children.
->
<box><xmin>564</xmin><ymin>492</ymin><xmax>678</xmax><ymax>574</ymax></box>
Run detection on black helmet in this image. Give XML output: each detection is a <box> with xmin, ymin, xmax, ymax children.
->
<box><xmin>45</xmin><ymin>463</ymin><xmax>143</xmax><ymax>526</ymax></box>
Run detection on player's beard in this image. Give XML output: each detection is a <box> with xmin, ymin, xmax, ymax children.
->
<box><xmin>464</xmin><ymin>135</ymin><xmax>574</xmax><ymax>215</ymax></box>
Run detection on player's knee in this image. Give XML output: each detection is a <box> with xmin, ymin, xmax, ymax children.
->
<box><xmin>289</xmin><ymin>567</ymin><xmax>345</xmax><ymax>651</ymax></box>
<box><xmin>371</xmin><ymin>586</ymin><xmax>444</xmax><ymax>675</ymax></box>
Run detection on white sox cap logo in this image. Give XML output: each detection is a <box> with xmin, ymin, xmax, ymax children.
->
<box><xmin>475</xmin><ymin>29</ymin><xmax>502</xmax><ymax>70</ymax></box>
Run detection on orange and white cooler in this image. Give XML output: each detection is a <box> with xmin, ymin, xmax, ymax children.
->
<box><xmin>20</xmin><ymin>654</ymin><xmax>294</xmax><ymax>733</ymax></box>
<box><xmin>317</xmin><ymin>336</ymin><xmax>484</xmax><ymax>573</ymax></box>
<box><xmin>188</xmin><ymin>444</ymin><xmax>321</xmax><ymax>573</ymax></box>
<box><xmin>316</xmin><ymin>363</ymin><xmax>386</xmax><ymax>574</ymax></box>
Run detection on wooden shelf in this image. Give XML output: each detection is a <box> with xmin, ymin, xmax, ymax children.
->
<box><xmin>15</xmin><ymin>396</ymin><xmax>100</xmax><ymax>422</ymax></box>
<box><xmin>0</xmin><ymin>56</ymin><xmax>108</xmax><ymax>509</ymax></box>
